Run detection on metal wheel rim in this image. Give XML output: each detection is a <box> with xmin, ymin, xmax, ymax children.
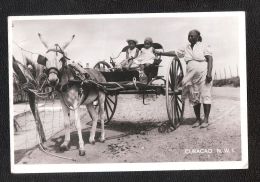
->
<box><xmin>165</xmin><ymin>58</ymin><xmax>184</xmax><ymax>128</ymax></box>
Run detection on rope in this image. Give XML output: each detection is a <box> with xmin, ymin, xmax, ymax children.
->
<box><xmin>38</xmin><ymin>138</ymin><xmax>77</xmax><ymax>162</ymax></box>
<box><xmin>17</xmin><ymin>70</ymin><xmax>54</xmax><ymax>99</ymax></box>
<box><xmin>13</xmin><ymin>41</ymin><xmax>41</xmax><ymax>55</ymax></box>
<box><xmin>35</xmin><ymin>91</ymin><xmax>77</xmax><ymax>162</ymax></box>
<box><xmin>27</xmin><ymin>88</ymin><xmax>53</xmax><ymax>98</ymax></box>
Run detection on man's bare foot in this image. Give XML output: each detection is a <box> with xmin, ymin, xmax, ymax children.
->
<box><xmin>192</xmin><ymin>119</ymin><xmax>201</xmax><ymax>128</ymax></box>
<box><xmin>200</xmin><ymin>118</ymin><xmax>209</xmax><ymax>128</ymax></box>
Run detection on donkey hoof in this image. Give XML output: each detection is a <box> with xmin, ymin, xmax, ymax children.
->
<box><xmin>60</xmin><ymin>144</ymin><xmax>69</xmax><ymax>151</ymax></box>
<box><xmin>99</xmin><ymin>138</ymin><xmax>106</xmax><ymax>143</ymax></box>
<box><xmin>79</xmin><ymin>150</ymin><xmax>85</xmax><ymax>156</ymax></box>
<box><xmin>89</xmin><ymin>140</ymin><xmax>95</xmax><ymax>145</ymax></box>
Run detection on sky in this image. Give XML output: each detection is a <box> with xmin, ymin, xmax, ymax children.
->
<box><xmin>11</xmin><ymin>14</ymin><xmax>243</xmax><ymax>78</ymax></box>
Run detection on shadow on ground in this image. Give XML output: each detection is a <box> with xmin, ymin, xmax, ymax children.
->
<box><xmin>180</xmin><ymin>117</ymin><xmax>196</xmax><ymax>125</ymax></box>
<box><xmin>16</xmin><ymin>117</ymin><xmax>196</xmax><ymax>160</ymax></box>
<box><xmin>15</xmin><ymin>147</ymin><xmax>37</xmax><ymax>164</ymax></box>
<box><xmin>106</xmin><ymin>120</ymin><xmax>161</xmax><ymax>134</ymax></box>
<box><xmin>48</xmin><ymin>120</ymin><xmax>162</xmax><ymax>153</ymax></box>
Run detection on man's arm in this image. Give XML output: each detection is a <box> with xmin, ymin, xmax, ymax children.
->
<box><xmin>205</xmin><ymin>55</ymin><xmax>213</xmax><ymax>83</ymax></box>
<box><xmin>154</xmin><ymin>50</ymin><xmax>177</xmax><ymax>57</ymax></box>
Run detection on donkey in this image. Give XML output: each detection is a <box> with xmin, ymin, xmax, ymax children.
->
<box><xmin>37</xmin><ymin>33</ymin><xmax>106</xmax><ymax>156</ymax></box>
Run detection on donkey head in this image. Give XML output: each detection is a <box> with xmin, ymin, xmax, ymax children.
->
<box><xmin>37</xmin><ymin>33</ymin><xmax>75</xmax><ymax>87</ymax></box>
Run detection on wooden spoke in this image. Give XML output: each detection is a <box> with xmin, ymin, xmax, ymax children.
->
<box><xmin>177</xmin><ymin>95</ymin><xmax>182</xmax><ymax>102</ymax></box>
<box><xmin>105</xmin><ymin>98</ymin><xmax>113</xmax><ymax>113</ymax></box>
<box><xmin>176</xmin><ymin>100</ymin><xmax>182</xmax><ymax>116</ymax></box>
<box><xmin>106</xmin><ymin>95</ymin><xmax>115</xmax><ymax>105</ymax></box>
<box><xmin>175</xmin><ymin>100</ymin><xmax>180</xmax><ymax>121</ymax></box>
<box><xmin>103</xmin><ymin>94</ymin><xmax>118</xmax><ymax>124</ymax></box>
<box><xmin>94</xmin><ymin>61</ymin><xmax>118</xmax><ymax>124</ymax></box>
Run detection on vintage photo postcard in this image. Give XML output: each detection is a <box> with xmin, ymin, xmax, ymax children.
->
<box><xmin>9</xmin><ymin>12</ymin><xmax>247</xmax><ymax>173</ymax></box>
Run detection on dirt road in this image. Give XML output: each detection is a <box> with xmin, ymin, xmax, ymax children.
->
<box><xmin>15</xmin><ymin>87</ymin><xmax>241</xmax><ymax>164</ymax></box>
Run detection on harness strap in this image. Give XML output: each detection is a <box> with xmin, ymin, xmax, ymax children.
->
<box><xmin>58</xmin><ymin>64</ymin><xmax>91</xmax><ymax>110</ymax></box>
<box><xmin>60</xmin><ymin>90</ymin><xmax>87</xmax><ymax>111</ymax></box>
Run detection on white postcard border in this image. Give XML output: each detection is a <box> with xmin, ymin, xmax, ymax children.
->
<box><xmin>8</xmin><ymin>12</ymin><xmax>248</xmax><ymax>173</ymax></box>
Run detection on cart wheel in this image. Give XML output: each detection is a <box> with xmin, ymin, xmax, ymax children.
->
<box><xmin>104</xmin><ymin>94</ymin><xmax>118</xmax><ymax>124</ymax></box>
<box><xmin>165</xmin><ymin>58</ymin><xmax>184</xmax><ymax>129</ymax></box>
<box><xmin>93</xmin><ymin>61</ymin><xmax>111</xmax><ymax>72</ymax></box>
<box><xmin>93</xmin><ymin>94</ymin><xmax>117</xmax><ymax>124</ymax></box>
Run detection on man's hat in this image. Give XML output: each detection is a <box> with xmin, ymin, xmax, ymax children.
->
<box><xmin>126</xmin><ymin>39</ymin><xmax>138</xmax><ymax>44</ymax></box>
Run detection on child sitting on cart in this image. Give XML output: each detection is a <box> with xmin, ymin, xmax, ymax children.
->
<box><xmin>131</xmin><ymin>37</ymin><xmax>160</xmax><ymax>82</ymax></box>
<box><xmin>134</xmin><ymin>37</ymin><xmax>156</xmax><ymax>66</ymax></box>
<box><xmin>119</xmin><ymin>39</ymin><xmax>139</xmax><ymax>69</ymax></box>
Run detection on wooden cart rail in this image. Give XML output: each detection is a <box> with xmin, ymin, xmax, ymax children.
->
<box><xmin>98</xmin><ymin>81</ymin><xmax>166</xmax><ymax>94</ymax></box>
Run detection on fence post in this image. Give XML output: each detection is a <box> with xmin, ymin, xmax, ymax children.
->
<box><xmin>224</xmin><ymin>68</ymin><xmax>226</xmax><ymax>80</ymax></box>
<box><xmin>214</xmin><ymin>71</ymin><xmax>217</xmax><ymax>80</ymax></box>
<box><xmin>224</xmin><ymin>68</ymin><xmax>227</xmax><ymax>84</ymax></box>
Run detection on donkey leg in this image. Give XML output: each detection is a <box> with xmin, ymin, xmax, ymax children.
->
<box><xmin>86</xmin><ymin>106</ymin><xmax>93</xmax><ymax>126</ymax></box>
<box><xmin>86</xmin><ymin>103</ymin><xmax>98</xmax><ymax>145</ymax></box>
<box><xmin>60</xmin><ymin>99</ymin><xmax>71</xmax><ymax>151</ymax></box>
<box><xmin>74</xmin><ymin>108</ymin><xmax>85</xmax><ymax>156</ymax></box>
<box><xmin>98</xmin><ymin>92</ymin><xmax>106</xmax><ymax>143</ymax></box>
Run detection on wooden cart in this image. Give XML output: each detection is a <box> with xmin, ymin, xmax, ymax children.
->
<box><xmin>93</xmin><ymin>43</ymin><xmax>185</xmax><ymax>130</ymax></box>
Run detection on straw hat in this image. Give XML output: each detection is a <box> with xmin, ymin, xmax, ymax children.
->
<box><xmin>126</xmin><ymin>39</ymin><xmax>138</xmax><ymax>44</ymax></box>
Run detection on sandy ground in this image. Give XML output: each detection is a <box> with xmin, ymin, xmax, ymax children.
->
<box><xmin>14</xmin><ymin>87</ymin><xmax>241</xmax><ymax>164</ymax></box>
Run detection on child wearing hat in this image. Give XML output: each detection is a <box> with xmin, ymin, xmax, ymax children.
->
<box><xmin>119</xmin><ymin>39</ymin><xmax>139</xmax><ymax>69</ymax></box>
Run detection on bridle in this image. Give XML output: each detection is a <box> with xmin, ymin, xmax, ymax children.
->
<box><xmin>45</xmin><ymin>44</ymin><xmax>70</xmax><ymax>80</ymax></box>
<box><xmin>38</xmin><ymin>44</ymin><xmax>89</xmax><ymax>110</ymax></box>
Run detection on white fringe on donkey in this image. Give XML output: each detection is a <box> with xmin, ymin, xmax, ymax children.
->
<box><xmin>37</xmin><ymin>33</ymin><xmax>106</xmax><ymax>156</ymax></box>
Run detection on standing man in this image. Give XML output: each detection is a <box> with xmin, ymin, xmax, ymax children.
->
<box><xmin>155</xmin><ymin>29</ymin><xmax>213</xmax><ymax>128</ymax></box>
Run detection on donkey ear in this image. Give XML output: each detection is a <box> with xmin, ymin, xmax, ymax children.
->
<box><xmin>37</xmin><ymin>55</ymin><xmax>47</xmax><ymax>66</ymax></box>
<box><xmin>38</xmin><ymin>33</ymin><xmax>49</xmax><ymax>49</ymax></box>
<box><xmin>62</xmin><ymin>34</ymin><xmax>75</xmax><ymax>50</ymax></box>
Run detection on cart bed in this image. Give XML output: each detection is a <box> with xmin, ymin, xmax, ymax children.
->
<box><xmin>100</xmin><ymin>70</ymin><xmax>139</xmax><ymax>82</ymax></box>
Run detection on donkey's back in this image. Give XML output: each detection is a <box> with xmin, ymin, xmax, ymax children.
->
<box><xmin>85</xmin><ymin>68</ymin><xmax>106</xmax><ymax>83</ymax></box>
